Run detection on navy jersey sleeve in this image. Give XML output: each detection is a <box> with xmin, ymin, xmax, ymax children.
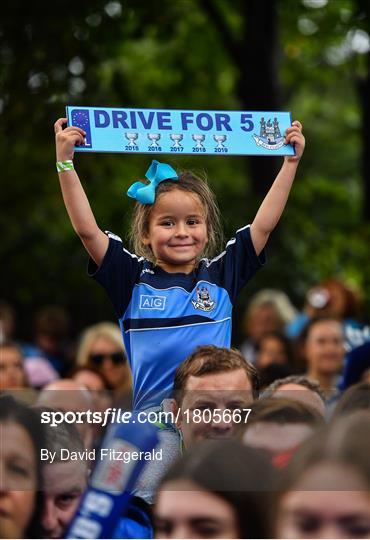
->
<box><xmin>88</xmin><ymin>232</ymin><xmax>143</xmax><ymax>318</ymax></box>
<box><xmin>207</xmin><ymin>224</ymin><xmax>266</xmax><ymax>304</ymax></box>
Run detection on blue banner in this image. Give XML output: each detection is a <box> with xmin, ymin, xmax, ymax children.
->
<box><xmin>66</xmin><ymin>106</ymin><xmax>295</xmax><ymax>156</ymax></box>
<box><xmin>65</xmin><ymin>413</ymin><xmax>159</xmax><ymax>539</ymax></box>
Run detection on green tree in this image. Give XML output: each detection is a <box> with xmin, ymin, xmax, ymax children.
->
<box><xmin>1</xmin><ymin>0</ymin><xmax>369</xmax><ymax>340</ymax></box>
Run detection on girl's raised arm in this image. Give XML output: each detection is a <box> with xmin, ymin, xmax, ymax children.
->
<box><xmin>54</xmin><ymin>117</ymin><xmax>108</xmax><ymax>266</ymax></box>
<box><xmin>250</xmin><ymin>120</ymin><xmax>305</xmax><ymax>256</ymax></box>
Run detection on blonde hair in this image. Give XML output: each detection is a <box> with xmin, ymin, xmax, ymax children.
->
<box><xmin>128</xmin><ymin>171</ymin><xmax>223</xmax><ymax>262</ymax></box>
<box><xmin>246</xmin><ymin>289</ymin><xmax>298</xmax><ymax>325</ymax></box>
<box><xmin>76</xmin><ymin>322</ymin><xmax>126</xmax><ymax>367</ymax></box>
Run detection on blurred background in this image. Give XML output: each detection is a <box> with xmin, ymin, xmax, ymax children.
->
<box><xmin>1</xmin><ymin>0</ymin><xmax>369</xmax><ymax>344</ymax></box>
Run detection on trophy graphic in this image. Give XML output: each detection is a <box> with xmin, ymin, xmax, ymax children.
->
<box><xmin>170</xmin><ymin>133</ymin><xmax>183</xmax><ymax>148</ymax></box>
<box><xmin>125</xmin><ymin>132</ymin><xmax>139</xmax><ymax>146</ymax></box>
<box><xmin>192</xmin><ymin>134</ymin><xmax>205</xmax><ymax>148</ymax></box>
<box><xmin>213</xmin><ymin>134</ymin><xmax>227</xmax><ymax>149</ymax></box>
<box><xmin>147</xmin><ymin>133</ymin><xmax>161</xmax><ymax>148</ymax></box>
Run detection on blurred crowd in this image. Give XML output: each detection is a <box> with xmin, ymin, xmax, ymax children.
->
<box><xmin>1</xmin><ymin>277</ymin><xmax>370</xmax><ymax>539</ymax></box>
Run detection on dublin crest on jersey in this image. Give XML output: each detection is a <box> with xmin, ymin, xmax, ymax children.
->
<box><xmin>253</xmin><ymin>117</ymin><xmax>285</xmax><ymax>150</ymax></box>
<box><xmin>192</xmin><ymin>286</ymin><xmax>216</xmax><ymax>312</ymax></box>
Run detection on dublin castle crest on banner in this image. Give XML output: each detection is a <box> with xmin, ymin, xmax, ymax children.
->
<box><xmin>253</xmin><ymin>117</ymin><xmax>285</xmax><ymax>150</ymax></box>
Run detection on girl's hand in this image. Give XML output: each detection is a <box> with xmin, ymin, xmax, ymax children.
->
<box><xmin>284</xmin><ymin>120</ymin><xmax>305</xmax><ymax>163</ymax></box>
<box><xmin>54</xmin><ymin>117</ymin><xmax>86</xmax><ymax>161</ymax></box>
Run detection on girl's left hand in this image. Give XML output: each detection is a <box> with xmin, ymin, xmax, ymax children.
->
<box><xmin>284</xmin><ymin>120</ymin><xmax>305</xmax><ymax>162</ymax></box>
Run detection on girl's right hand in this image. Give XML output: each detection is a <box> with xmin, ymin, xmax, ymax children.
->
<box><xmin>54</xmin><ymin>117</ymin><xmax>86</xmax><ymax>161</ymax></box>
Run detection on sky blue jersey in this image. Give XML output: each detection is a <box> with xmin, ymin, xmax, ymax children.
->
<box><xmin>88</xmin><ymin>225</ymin><xmax>265</xmax><ymax>410</ymax></box>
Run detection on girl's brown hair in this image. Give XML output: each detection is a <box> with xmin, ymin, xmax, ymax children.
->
<box><xmin>128</xmin><ymin>171</ymin><xmax>223</xmax><ymax>262</ymax></box>
<box><xmin>173</xmin><ymin>345</ymin><xmax>260</xmax><ymax>404</ymax></box>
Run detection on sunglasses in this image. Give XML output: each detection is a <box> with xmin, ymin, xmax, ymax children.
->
<box><xmin>89</xmin><ymin>352</ymin><xmax>126</xmax><ymax>366</ymax></box>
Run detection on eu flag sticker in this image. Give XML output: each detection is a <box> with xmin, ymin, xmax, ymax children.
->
<box><xmin>71</xmin><ymin>109</ymin><xmax>92</xmax><ymax>147</ymax></box>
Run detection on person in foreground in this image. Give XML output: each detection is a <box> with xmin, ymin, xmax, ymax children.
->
<box><xmin>54</xmin><ymin>115</ymin><xmax>304</xmax><ymax>510</ymax></box>
<box><xmin>273</xmin><ymin>413</ymin><xmax>370</xmax><ymax>539</ymax></box>
<box><xmin>0</xmin><ymin>395</ymin><xmax>44</xmax><ymax>538</ymax></box>
<box><xmin>154</xmin><ymin>438</ymin><xmax>276</xmax><ymax>539</ymax></box>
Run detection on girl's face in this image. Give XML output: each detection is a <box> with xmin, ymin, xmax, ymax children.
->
<box><xmin>305</xmin><ymin>320</ymin><xmax>345</xmax><ymax>376</ymax></box>
<box><xmin>155</xmin><ymin>479</ymin><xmax>240</xmax><ymax>538</ymax></box>
<box><xmin>88</xmin><ymin>336</ymin><xmax>130</xmax><ymax>391</ymax></box>
<box><xmin>143</xmin><ymin>189</ymin><xmax>208</xmax><ymax>273</ymax></box>
<box><xmin>0</xmin><ymin>346</ymin><xmax>26</xmax><ymax>390</ymax></box>
<box><xmin>276</xmin><ymin>463</ymin><xmax>370</xmax><ymax>538</ymax></box>
<box><xmin>0</xmin><ymin>421</ymin><xmax>37</xmax><ymax>537</ymax></box>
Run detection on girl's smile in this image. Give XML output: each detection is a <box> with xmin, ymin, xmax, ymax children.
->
<box><xmin>142</xmin><ymin>189</ymin><xmax>208</xmax><ymax>273</ymax></box>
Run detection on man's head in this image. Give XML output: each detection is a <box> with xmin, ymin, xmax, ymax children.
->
<box><xmin>262</xmin><ymin>375</ymin><xmax>326</xmax><ymax>416</ymax></box>
<box><xmin>333</xmin><ymin>381</ymin><xmax>370</xmax><ymax>419</ymax></box>
<box><xmin>173</xmin><ymin>346</ymin><xmax>259</xmax><ymax>448</ymax></box>
<box><xmin>37</xmin><ymin>379</ymin><xmax>94</xmax><ymax>449</ymax></box>
<box><xmin>242</xmin><ymin>397</ymin><xmax>324</xmax><ymax>459</ymax></box>
<box><xmin>37</xmin><ymin>412</ymin><xmax>89</xmax><ymax>539</ymax></box>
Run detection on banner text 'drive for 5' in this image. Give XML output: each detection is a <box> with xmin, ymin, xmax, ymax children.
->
<box><xmin>66</xmin><ymin>106</ymin><xmax>295</xmax><ymax>157</ymax></box>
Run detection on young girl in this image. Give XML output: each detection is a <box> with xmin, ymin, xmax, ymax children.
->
<box><xmin>54</xmin><ymin>117</ymin><xmax>305</xmax><ymax>412</ymax></box>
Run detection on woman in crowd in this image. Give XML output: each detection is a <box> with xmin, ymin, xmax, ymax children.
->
<box><xmin>76</xmin><ymin>322</ymin><xmax>132</xmax><ymax>407</ymax></box>
<box><xmin>154</xmin><ymin>439</ymin><xmax>276</xmax><ymax>538</ymax></box>
<box><xmin>255</xmin><ymin>331</ymin><xmax>294</xmax><ymax>370</ymax></box>
<box><xmin>0</xmin><ymin>394</ymin><xmax>45</xmax><ymax>538</ymax></box>
<box><xmin>299</xmin><ymin>316</ymin><xmax>345</xmax><ymax>408</ymax></box>
<box><xmin>239</xmin><ymin>289</ymin><xmax>295</xmax><ymax>364</ymax></box>
<box><xmin>0</xmin><ymin>341</ymin><xmax>39</xmax><ymax>404</ymax></box>
<box><xmin>273</xmin><ymin>413</ymin><xmax>370</xmax><ymax>538</ymax></box>
<box><xmin>0</xmin><ymin>342</ymin><xmax>28</xmax><ymax>391</ymax></box>
<box><xmin>286</xmin><ymin>278</ymin><xmax>363</xmax><ymax>341</ymax></box>
<box><xmin>255</xmin><ymin>331</ymin><xmax>296</xmax><ymax>388</ymax></box>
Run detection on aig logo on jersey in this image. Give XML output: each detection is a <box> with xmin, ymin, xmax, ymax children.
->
<box><xmin>192</xmin><ymin>286</ymin><xmax>216</xmax><ymax>312</ymax></box>
<box><xmin>140</xmin><ymin>295</ymin><xmax>166</xmax><ymax>310</ymax></box>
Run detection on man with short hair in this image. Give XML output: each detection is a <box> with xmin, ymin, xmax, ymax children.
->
<box><xmin>172</xmin><ymin>345</ymin><xmax>259</xmax><ymax>448</ymax></box>
<box><xmin>134</xmin><ymin>345</ymin><xmax>258</xmax><ymax>504</ymax></box>
<box><xmin>262</xmin><ymin>374</ymin><xmax>326</xmax><ymax>416</ymax></box>
<box><xmin>37</xmin><ymin>412</ymin><xmax>89</xmax><ymax>539</ymax></box>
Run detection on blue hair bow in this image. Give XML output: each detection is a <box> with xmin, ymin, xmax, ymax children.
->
<box><xmin>127</xmin><ymin>160</ymin><xmax>178</xmax><ymax>204</ymax></box>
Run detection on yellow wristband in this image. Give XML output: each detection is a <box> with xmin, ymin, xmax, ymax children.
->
<box><xmin>56</xmin><ymin>160</ymin><xmax>74</xmax><ymax>172</ymax></box>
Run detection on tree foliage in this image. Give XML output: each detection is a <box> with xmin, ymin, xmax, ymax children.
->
<box><xmin>1</xmin><ymin>0</ymin><xmax>369</xmax><ymax>339</ymax></box>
